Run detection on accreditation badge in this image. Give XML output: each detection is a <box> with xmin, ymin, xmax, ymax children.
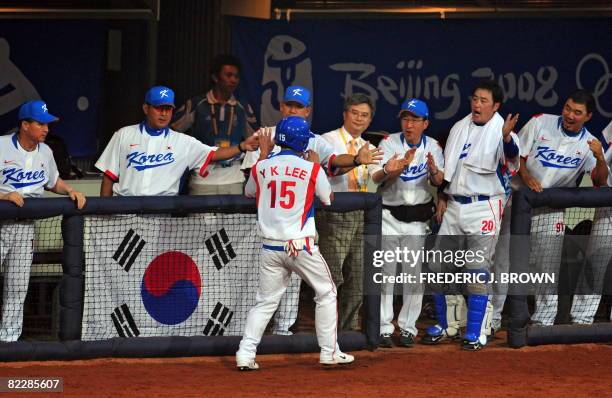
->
<box><xmin>216</xmin><ymin>140</ymin><xmax>231</xmax><ymax>148</ymax></box>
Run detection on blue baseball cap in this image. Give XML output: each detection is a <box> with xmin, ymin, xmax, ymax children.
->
<box><xmin>18</xmin><ymin>100</ymin><xmax>59</xmax><ymax>123</ymax></box>
<box><xmin>275</xmin><ymin>116</ymin><xmax>312</xmax><ymax>152</ymax></box>
<box><xmin>145</xmin><ymin>86</ymin><xmax>175</xmax><ymax>107</ymax></box>
<box><xmin>399</xmin><ymin>98</ymin><xmax>429</xmax><ymax>119</ymax></box>
<box><xmin>283</xmin><ymin>85</ymin><xmax>311</xmax><ymax>107</ymax></box>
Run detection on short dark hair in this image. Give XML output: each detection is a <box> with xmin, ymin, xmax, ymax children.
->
<box><xmin>343</xmin><ymin>93</ymin><xmax>376</xmax><ymax>117</ymax></box>
<box><xmin>210</xmin><ymin>54</ymin><xmax>241</xmax><ymax>79</ymax></box>
<box><xmin>566</xmin><ymin>89</ymin><xmax>595</xmax><ymax>114</ymax></box>
<box><xmin>473</xmin><ymin>79</ymin><xmax>504</xmax><ymax>105</ymax></box>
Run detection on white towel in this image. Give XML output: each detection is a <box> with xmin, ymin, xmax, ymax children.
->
<box><xmin>444</xmin><ymin>112</ymin><xmax>504</xmax><ymax>182</ymax></box>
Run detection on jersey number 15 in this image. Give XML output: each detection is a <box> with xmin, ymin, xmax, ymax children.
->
<box><xmin>267</xmin><ymin>180</ymin><xmax>296</xmax><ymax>209</ymax></box>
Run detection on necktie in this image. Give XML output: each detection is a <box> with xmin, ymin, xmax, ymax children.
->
<box><xmin>347</xmin><ymin>138</ymin><xmax>359</xmax><ymax>191</ymax></box>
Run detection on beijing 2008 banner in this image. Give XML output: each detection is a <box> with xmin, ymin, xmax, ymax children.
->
<box><xmin>231</xmin><ymin>17</ymin><xmax>612</xmax><ymax>142</ymax></box>
<box><xmin>0</xmin><ymin>21</ymin><xmax>104</xmax><ymax>157</ymax></box>
<box><xmin>81</xmin><ymin>214</ymin><xmax>259</xmax><ymax>340</ymax></box>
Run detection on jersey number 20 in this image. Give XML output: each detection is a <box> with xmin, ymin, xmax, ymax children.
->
<box><xmin>267</xmin><ymin>180</ymin><xmax>296</xmax><ymax>209</ymax></box>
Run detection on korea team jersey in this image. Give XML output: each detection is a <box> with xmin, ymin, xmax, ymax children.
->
<box><xmin>241</xmin><ymin>126</ymin><xmax>337</xmax><ymax>174</ymax></box>
<box><xmin>0</xmin><ymin>133</ymin><xmax>59</xmax><ymax>197</ymax></box>
<box><xmin>520</xmin><ymin>114</ymin><xmax>597</xmax><ymax>188</ymax></box>
<box><xmin>445</xmin><ymin>126</ymin><xmax>520</xmax><ymax>197</ymax></box>
<box><xmin>370</xmin><ymin>133</ymin><xmax>444</xmax><ymax>206</ymax></box>
<box><xmin>95</xmin><ymin>123</ymin><xmax>217</xmax><ymax>196</ymax></box>
<box><xmin>245</xmin><ymin>150</ymin><xmax>332</xmax><ymax>241</ymax></box>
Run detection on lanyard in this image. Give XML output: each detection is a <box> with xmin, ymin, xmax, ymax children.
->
<box><xmin>210</xmin><ymin>103</ymin><xmax>235</xmax><ymax>137</ymax></box>
<box><xmin>339</xmin><ymin>128</ymin><xmax>368</xmax><ymax>192</ymax></box>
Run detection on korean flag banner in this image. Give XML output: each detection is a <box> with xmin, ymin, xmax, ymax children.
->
<box><xmin>81</xmin><ymin>213</ymin><xmax>260</xmax><ymax>340</ymax></box>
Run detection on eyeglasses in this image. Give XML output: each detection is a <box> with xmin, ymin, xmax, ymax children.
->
<box><xmin>349</xmin><ymin>109</ymin><xmax>371</xmax><ymax>119</ymax></box>
<box><xmin>401</xmin><ymin>117</ymin><xmax>425</xmax><ymax>125</ymax></box>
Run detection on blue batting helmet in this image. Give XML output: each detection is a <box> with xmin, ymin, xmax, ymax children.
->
<box><xmin>275</xmin><ymin>116</ymin><xmax>312</xmax><ymax>152</ymax></box>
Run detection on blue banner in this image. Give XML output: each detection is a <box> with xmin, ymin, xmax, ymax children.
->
<box><xmin>0</xmin><ymin>21</ymin><xmax>105</xmax><ymax>157</ymax></box>
<box><xmin>232</xmin><ymin>17</ymin><xmax>612</xmax><ymax>142</ymax></box>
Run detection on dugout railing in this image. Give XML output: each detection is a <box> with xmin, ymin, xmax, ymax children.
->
<box><xmin>508</xmin><ymin>187</ymin><xmax>612</xmax><ymax>348</ymax></box>
<box><xmin>0</xmin><ymin>193</ymin><xmax>382</xmax><ymax>361</ymax></box>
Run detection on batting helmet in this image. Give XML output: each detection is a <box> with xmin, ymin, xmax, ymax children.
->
<box><xmin>275</xmin><ymin>116</ymin><xmax>312</xmax><ymax>152</ymax></box>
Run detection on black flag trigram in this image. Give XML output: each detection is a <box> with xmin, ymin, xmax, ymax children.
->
<box><xmin>203</xmin><ymin>302</ymin><xmax>234</xmax><ymax>336</ymax></box>
<box><xmin>112</xmin><ymin>229</ymin><xmax>146</xmax><ymax>272</ymax></box>
<box><xmin>205</xmin><ymin>228</ymin><xmax>236</xmax><ymax>270</ymax></box>
<box><xmin>111</xmin><ymin>304</ymin><xmax>140</xmax><ymax>337</ymax></box>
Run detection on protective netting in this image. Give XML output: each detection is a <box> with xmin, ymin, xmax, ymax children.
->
<box><xmin>81</xmin><ymin>209</ymin><xmax>366</xmax><ymax>340</ymax></box>
<box><xmin>0</xmin><ymin>217</ymin><xmax>62</xmax><ymax>341</ymax></box>
<box><xmin>528</xmin><ymin>206</ymin><xmax>612</xmax><ymax>326</ymax></box>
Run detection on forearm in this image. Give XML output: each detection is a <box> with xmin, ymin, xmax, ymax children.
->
<box><xmin>592</xmin><ymin>157</ymin><xmax>609</xmax><ymax>186</ymax></box>
<box><xmin>213</xmin><ymin>142</ymin><xmax>245</xmax><ymax>161</ymax></box>
<box><xmin>49</xmin><ymin>178</ymin><xmax>76</xmax><ymax>195</ymax></box>
<box><xmin>100</xmin><ymin>175</ymin><xmax>114</xmax><ymax>197</ymax></box>
<box><xmin>429</xmin><ymin>169</ymin><xmax>444</xmax><ymax>186</ymax></box>
<box><xmin>332</xmin><ymin>153</ymin><xmax>359</xmax><ymax>168</ymax></box>
<box><xmin>518</xmin><ymin>158</ymin><xmax>531</xmax><ymax>178</ymax></box>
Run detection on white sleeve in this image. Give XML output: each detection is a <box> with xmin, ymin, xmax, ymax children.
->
<box><xmin>433</xmin><ymin>140</ymin><xmax>445</xmax><ymax>172</ymax></box>
<box><xmin>603</xmin><ymin>121</ymin><xmax>612</xmax><ymax>145</ymax></box>
<box><xmin>244</xmin><ymin>163</ymin><xmax>258</xmax><ymax>198</ymax></box>
<box><xmin>241</xmin><ymin>149</ymin><xmax>260</xmax><ymax>170</ymax></box>
<box><xmin>314</xmin><ymin>164</ymin><xmax>332</xmax><ymax>205</ymax></box>
<box><xmin>45</xmin><ymin>147</ymin><xmax>60</xmax><ymax>189</ymax></box>
<box><xmin>186</xmin><ymin>136</ymin><xmax>217</xmax><ymax>177</ymax></box>
<box><xmin>505</xmin><ymin>132</ymin><xmax>521</xmax><ymax>174</ymax></box>
<box><xmin>95</xmin><ymin>130</ymin><xmax>122</xmax><ymax>181</ymax></box>
<box><xmin>369</xmin><ymin>137</ymin><xmax>394</xmax><ymax>176</ymax></box>
<box><xmin>312</xmin><ymin>136</ymin><xmax>337</xmax><ymax>173</ymax></box>
<box><xmin>518</xmin><ymin>116</ymin><xmax>540</xmax><ymax>158</ymax></box>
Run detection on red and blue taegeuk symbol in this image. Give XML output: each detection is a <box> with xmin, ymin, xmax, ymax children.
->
<box><xmin>141</xmin><ymin>251</ymin><xmax>202</xmax><ymax>325</ymax></box>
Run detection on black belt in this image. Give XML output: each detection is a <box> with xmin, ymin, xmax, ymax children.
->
<box><xmin>451</xmin><ymin>195</ymin><xmax>490</xmax><ymax>204</ymax></box>
<box><xmin>383</xmin><ymin>200</ymin><xmax>435</xmax><ymax>223</ymax></box>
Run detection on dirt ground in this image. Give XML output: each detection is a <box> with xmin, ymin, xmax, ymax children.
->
<box><xmin>1</xmin><ymin>334</ymin><xmax>611</xmax><ymax>398</ymax></box>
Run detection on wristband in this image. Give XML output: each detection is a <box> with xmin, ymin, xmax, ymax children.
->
<box><xmin>353</xmin><ymin>155</ymin><xmax>361</xmax><ymax>167</ymax></box>
<box><xmin>382</xmin><ymin>163</ymin><xmax>389</xmax><ymax>175</ymax></box>
<box><xmin>238</xmin><ymin>141</ymin><xmax>247</xmax><ymax>153</ymax></box>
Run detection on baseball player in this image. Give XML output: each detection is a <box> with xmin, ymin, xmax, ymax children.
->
<box><xmin>236</xmin><ymin>116</ymin><xmax>354</xmax><ymax>370</ymax></box>
<box><xmin>242</xmin><ymin>85</ymin><xmax>382</xmax><ymax>173</ymax></box>
<box><xmin>241</xmin><ymin>85</ymin><xmax>381</xmax><ymax>335</ymax></box>
<box><xmin>422</xmin><ymin>80</ymin><xmax>520</xmax><ymax>350</ymax></box>
<box><xmin>370</xmin><ymin>98</ymin><xmax>444</xmax><ymax>347</ymax></box>
<box><xmin>570</xmin><ymin>120</ymin><xmax>612</xmax><ymax>324</ymax></box>
<box><xmin>516</xmin><ymin>90</ymin><xmax>607</xmax><ymax>326</ymax></box>
<box><xmin>0</xmin><ymin>100</ymin><xmax>86</xmax><ymax>342</ymax></box>
<box><xmin>95</xmin><ymin>86</ymin><xmax>259</xmax><ymax>197</ymax></box>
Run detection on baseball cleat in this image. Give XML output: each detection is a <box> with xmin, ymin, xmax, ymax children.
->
<box><xmin>461</xmin><ymin>333</ymin><xmax>487</xmax><ymax>351</ymax></box>
<box><xmin>237</xmin><ymin>359</ymin><xmax>260</xmax><ymax>371</ymax></box>
<box><xmin>461</xmin><ymin>339</ymin><xmax>485</xmax><ymax>351</ymax></box>
<box><xmin>398</xmin><ymin>330</ymin><xmax>415</xmax><ymax>347</ymax></box>
<box><xmin>379</xmin><ymin>333</ymin><xmax>393</xmax><ymax>348</ymax></box>
<box><xmin>421</xmin><ymin>325</ymin><xmax>459</xmax><ymax>345</ymax></box>
<box><xmin>320</xmin><ymin>351</ymin><xmax>355</xmax><ymax>365</ymax></box>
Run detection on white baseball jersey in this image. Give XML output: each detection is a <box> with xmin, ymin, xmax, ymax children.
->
<box><xmin>0</xmin><ymin>133</ymin><xmax>59</xmax><ymax>197</ymax></box>
<box><xmin>445</xmin><ymin>125</ymin><xmax>520</xmax><ymax>197</ymax></box>
<box><xmin>602</xmin><ymin>120</ymin><xmax>612</xmax><ymax>186</ymax></box>
<box><xmin>245</xmin><ymin>150</ymin><xmax>332</xmax><ymax>241</ymax></box>
<box><xmin>519</xmin><ymin>114</ymin><xmax>597</xmax><ymax>188</ymax></box>
<box><xmin>241</xmin><ymin>126</ymin><xmax>337</xmax><ymax>173</ymax></box>
<box><xmin>321</xmin><ymin>127</ymin><xmax>376</xmax><ymax>192</ymax></box>
<box><xmin>95</xmin><ymin>123</ymin><xmax>217</xmax><ymax>196</ymax></box>
<box><xmin>370</xmin><ymin>133</ymin><xmax>444</xmax><ymax>206</ymax></box>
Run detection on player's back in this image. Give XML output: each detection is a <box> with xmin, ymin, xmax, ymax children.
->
<box><xmin>246</xmin><ymin>151</ymin><xmax>331</xmax><ymax>241</ymax></box>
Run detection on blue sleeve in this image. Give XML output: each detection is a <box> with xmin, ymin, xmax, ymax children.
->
<box><xmin>503</xmin><ymin>138</ymin><xmax>519</xmax><ymax>158</ymax></box>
